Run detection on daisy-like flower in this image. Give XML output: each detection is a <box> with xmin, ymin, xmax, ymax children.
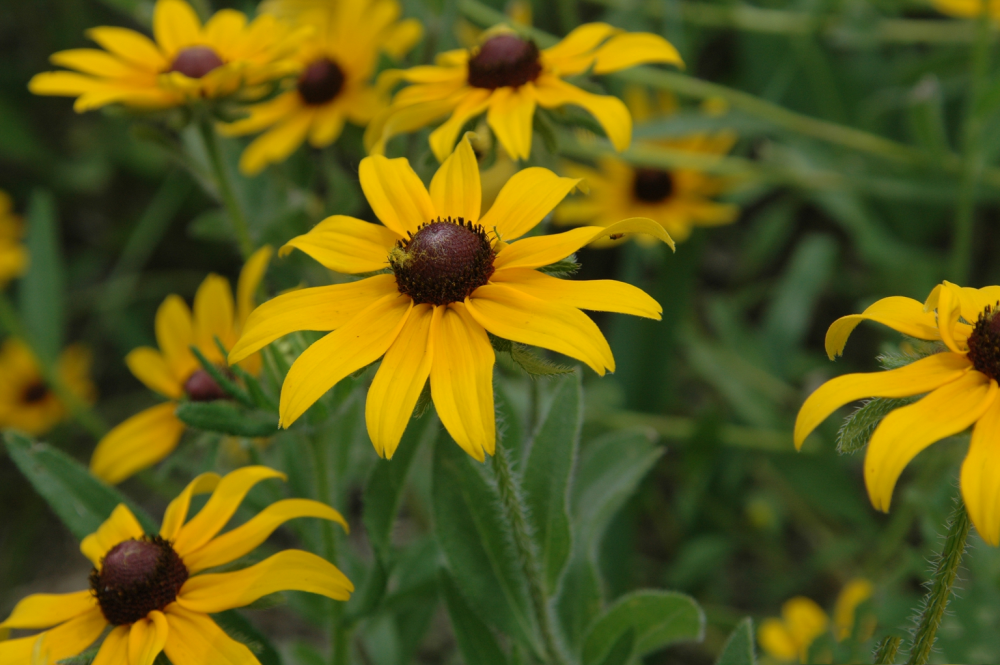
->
<box><xmin>0</xmin><ymin>191</ymin><xmax>28</xmax><ymax>287</ymax></box>
<box><xmin>795</xmin><ymin>281</ymin><xmax>1000</xmax><ymax>545</ymax></box>
<box><xmin>932</xmin><ymin>0</ymin><xmax>998</xmax><ymax>19</ymax></box>
<box><xmin>28</xmin><ymin>0</ymin><xmax>303</xmax><ymax>112</ymax></box>
<box><xmin>364</xmin><ymin>23</ymin><xmax>683</xmax><ymax>163</ymax></box>
<box><xmin>555</xmin><ymin>88</ymin><xmax>739</xmax><ymax>244</ymax></box>
<box><xmin>90</xmin><ymin>247</ymin><xmax>271</xmax><ymax>484</ymax></box>
<box><xmin>228</xmin><ymin>135</ymin><xmax>672</xmax><ymax>461</ymax></box>
<box><xmin>0</xmin><ymin>339</ymin><xmax>95</xmax><ymax>436</ymax></box>
<box><xmin>0</xmin><ymin>465</ymin><xmax>352</xmax><ymax>665</ymax></box>
<box><xmin>219</xmin><ymin>0</ymin><xmax>422</xmax><ymax>175</ymax></box>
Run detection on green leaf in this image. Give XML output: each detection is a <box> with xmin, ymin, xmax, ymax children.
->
<box><xmin>522</xmin><ymin>372</ymin><xmax>582</xmax><ymax>594</ymax></box>
<box><xmin>439</xmin><ymin>568</ymin><xmax>510</xmax><ymax>665</ymax></box>
<box><xmin>4</xmin><ymin>431</ymin><xmax>157</xmax><ymax>540</ymax></box>
<box><xmin>715</xmin><ymin>618</ymin><xmax>757</xmax><ymax>665</ymax></box>
<box><xmin>595</xmin><ymin>629</ymin><xmax>634</xmax><ymax>665</ymax></box>
<box><xmin>538</xmin><ymin>256</ymin><xmax>581</xmax><ymax>278</ymax></box>
<box><xmin>213</xmin><ymin>610</ymin><xmax>282</xmax><ymax>665</ymax></box>
<box><xmin>57</xmin><ymin>646</ymin><xmax>99</xmax><ymax>665</ymax></box>
<box><xmin>19</xmin><ymin>189</ymin><xmax>65</xmax><ymax>363</ymax></box>
<box><xmin>581</xmin><ymin>591</ymin><xmax>705</xmax><ymax>665</ymax></box>
<box><xmin>836</xmin><ymin>397</ymin><xmax>916</xmax><ymax>455</ymax></box>
<box><xmin>175</xmin><ymin>401</ymin><xmax>279</xmax><ymax>437</ymax></box>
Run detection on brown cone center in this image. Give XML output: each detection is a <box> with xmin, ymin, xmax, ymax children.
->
<box><xmin>633</xmin><ymin>168</ymin><xmax>675</xmax><ymax>203</ymax></box>
<box><xmin>298</xmin><ymin>58</ymin><xmax>345</xmax><ymax>105</ymax></box>
<box><xmin>21</xmin><ymin>382</ymin><xmax>49</xmax><ymax>404</ymax></box>
<box><xmin>967</xmin><ymin>304</ymin><xmax>1000</xmax><ymax>381</ymax></box>
<box><xmin>90</xmin><ymin>536</ymin><xmax>188</xmax><ymax>625</ymax></box>
<box><xmin>184</xmin><ymin>369</ymin><xmax>227</xmax><ymax>401</ymax></box>
<box><xmin>467</xmin><ymin>34</ymin><xmax>542</xmax><ymax>89</ymax></box>
<box><xmin>169</xmin><ymin>46</ymin><xmax>225</xmax><ymax>79</ymax></box>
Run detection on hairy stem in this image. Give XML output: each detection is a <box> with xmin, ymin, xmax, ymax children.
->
<box><xmin>197</xmin><ymin>116</ymin><xmax>254</xmax><ymax>259</ymax></box>
<box><xmin>874</xmin><ymin>636</ymin><xmax>901</xmax><ymax>664</ymax></box>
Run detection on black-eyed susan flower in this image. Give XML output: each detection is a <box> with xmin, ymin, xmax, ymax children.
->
<box><xmin>365</xmin><ymin>23</ymin><xmax>683</xmax><ymax>162</ymax></box>
<box><xmin>229</xmin><ymin>135</ymin><xmax>672</xmax><ymax>461</ymax></box>
<box><xmin>931</xmin><ymin>0</ymin><xmax>998</xmax><ymax>19</ymax></box>
<box><xmin>0</xmin><ymin>191</ymin><xmax>28</xmax><ymax>287</ymax></box>
<box><xmin>794</xmin><ymin>281</ymin><xmax>1000</xmax><ymax>545</ymax></box>
<box><xmin>90</xmin><ymin>247</ymin><xmax>271</xmax><ymax>484</ymax></box>
<box><xmin>0</xmin><ymin>339</ymin><xmax>95</xmax><ymax>436</ymax></box>
<box><xmin>28</xmin><ymin>0</ymin><xmax>303</xmax><ymax>112</ymax></box>
<box><xmin>0</xmin><ymin>465</ymin><xmax>352</xmax><ymax>664</ymax></box>
<box><xmin>219</xmin><ymin>0</ymin><xmax>422</xmax><ymax>175</ymax></box>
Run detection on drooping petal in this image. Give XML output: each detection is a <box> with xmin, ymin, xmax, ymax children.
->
<box><xmin>757</xmin><ymin>619</ymin><xmax>798</xmax><ymax>661</ymax></box>
<box><xmin>35</xmin><ymin>607</ymin><xmax>107</xmax><ymax>664</ymax></box>
<box><xmin>238</xmin><ymin>109</ymin><xmax>316</xmax><ymax>176</ymax></box>
<box><xmin>177</xmin><ymin>550</ymin><xmax>354</xmax><ymax>612</ymax></box>
<box><xmin>366</xmin><ymin>304</ymin><xmax>435</xmax><ymax>458</ymax></box>
<box><xmin>155</xmin><ymin>294</ymin><xmax>198</xmax><ymax>383</ymax></box>
<box><xmin>126</xmin><ymin>347</ymin><xmax>184</xmax><ymax>400</ymax></box>
<box><xmin>591</xmin><ymin>32</ymin><xmax>684</xmax><ymax>74</ymax></box>
<box><xmin>826</xmin><ymin>296</ymin><xmax>941</xmax><ymax>360</ymax></box>
<box><xmin>218</xmin><ymin>91</ymin><xmax>300</xmax><ymax>137</ymax></box>
<box><xmin>172</xmin><ymin>466</ymin><xmax>286</xmax><ymax>557</ymax></box>
<box><xmin>478</xmin><ymin>167</ymin><xmax>582</xmax><ymax>241</ymax></box>
<box><xmin>782</xmin><ymin>597</ymin><xmax>829</xmax><ymax>661</ymax></box>
<box><xmin>793</xmin><ymin>352</ymin><xmax>971</xmax><ymax>450</ymax></box>
<box><xmin>466</xmin><ymin>284</ymin><xmax>613</xmax><ymax>375</ymax></box>
<box><xmin>485</xmin><ymin>86</ymin><xmax>536</xmax><ymax>162</ymax></box>
<box><xmin>91</xmin><ymin>626</ymin><xmax>129</xmax><ymax>665</ymax></box>
<box><xmin>153</xmin><ymin>0</ymin><xmax>202</xmax><ymax>58</ymax></box>
<box><xmin>89</xmin><ymin>402</ymin><xmax>186</xmax><ymax>486</ymax></box>
<box><xmin>163</xmin><ymin>607</ymin><xmax>257</xmax><ymax>665</ymax></box>
<box><xmin>80</xmin><ymin>504</ymin><xmax>145</xmax><ymax>567</ymax></box>
<box><xmin>541</xmin><ymin>23</ymin><xmax>617</xmax><ymax>75</ymax></box>
<box><xmin>427</xmin><ymin>88</ymin><xmax>493</xmax><ymax>163</ymax></box>
<box><xmin>832</xmin><ymin>579</ymin><xmax>873</xmax><ymax>641</ymax></box>
<box><xmin>160</xmin><ymin>472</ymin><xmax>222</xmax><ymax>541</ymax></box>
<box><xmin>86</xmin><ymin>27</ymin><xmax>168</xmax><ymax>71</ymax></box>
<box><xmin>359</xmin><ymin>155</ymin><xmax>437</xmax><ymax>237</ymax></box>
<box><xmin>866</xmin><ymin>371</ymin><xmax>998</xmax><ymax>513</ymax></box>
<box><xmin>236</xmin><ymin>245</ymin><xmax>273</xmax><ymax>331</ymax></box>
<box><xmin>533</xmin><ymin>76</ymin><xmax>632</xmax><ymax>152</ymax></box>
<box><xmin>193</xmin><ymin>274</ymin><xmax>236</xmax><ymax>360</ymax></box>
<box><xmin>961</xmin><ymin>398</ymin><xmax>1000</xmax><ymax>546</ymax></box>
<box><xmin>182</xmin><ymin>499</ymin><xmax>349</xmax><ymax>573</ymax></box>
<box><xmin>365</xmin><ymin>97</ymin><xmax>460</xmax><ymax>157</ymax></box>
<box><xmin>429</xmin><ymin>135</ymin><xmax>481</xmax><ymax>225</ymax></box>
<box><xmin>279</xmin><ymin>293</ymin><xmax>413</xmax><ymax>428</ymax></box>
<box><xmin>228</xmin><ymin>274</ymin><xmax>399</xmax><ymax>364</ymax></box>
<box><xmin>128</xmin><ymin>611</ymin><xmax>169</xmax><ymax>665</ymax></box>
<box><xmin>279</xmin><ymin>216</ymin><xmax>398</xmax><ymax>274</ymax></box>
<box><xmin>307</xmin><ymin>104</ymin><xmax>346</xmax><ymax>148</ymax></box>
<box><xmin>491</xmin><ymin>268</ymin><xmax>662</xmax><ymax>319</ymax></box>
<box><xmin>0</xmin><ymin>591</ymin><xmax>96</xmax><ymax>630</ymax></box>
<box><xmin>925</xmin><ymin>281</ymin><xmax>969</xmax><ymax>353</ymax></box>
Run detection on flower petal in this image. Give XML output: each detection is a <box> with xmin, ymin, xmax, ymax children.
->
<box><xmin>279</xmin><ymin>216</ymin><xmax>398</xmax><ymax>274</ymax></box>
<box><xmin>961</xmin><ymin>398</ymin><xmax>1000</xmax><ymax>546</ymax></box>
<box><xmin>365</xmin><ymin>97</ymin><xmax>460</xmax><ymax>157</ymax></box>
<box><xmin>92</xmin><ymin>626</ymin><xmax>129</xmax><ymax>665</ymax></box>
<box><xmin>218</xmin><ymin>91</ymin><xmax>300</xmax><ymax>137</ymax></box>
<box><xmin>228</xmin><ymin>275</ymin><xmax>399</xmax><ymax>364</ymax></box>
<box><xmin>128</xmin><ymin>611</ymin><xmax>168</xmax><ymax>665</ymax></box>
<box><xmin>279</xmin><ymin>293</ymin><xmax>413</xmax><ymax>428</ymax></box>
<box><xmin>203</xmin><ymin>9</ymin><xmax>247</xmax><ymax>54</ymax></box>
<box><xmin>366</xmin><ymin>304</ymin><xmax>435</xmax><ymax>459</ymax></box>
<box><xmin>466</xmin><ymin>283</ymin><xmax>612</xmax><ymax>375</ymax></box>
<box><xmin>541</xmin><ymin>22</ymin><xmax>617</xmax><ymax>75</ymax></box>
<box><xmin>28</xmin><ymin>71</ymin><xmax>102</xmax><ymax>96</ymax></box>
<box><xmin>0</xmin><ymin>591</ymin><xmax>96</xmax><ymax>630</ymax></box>
<box><xmin>757</xmin><ymin>619</ymin><xmax>798</xmax><ymax>661</ymax></box>
<box><xmin>591</xmin><ymin>32</ymin><xmax>684</xmax><ymax>74</ymax></box>
<box><xmin>153</xmin><ymin>0</ymin><xmax>202</xmax><ymax>58</ymax></box>
<box><xmin>89</xmin><ymin>402</ymin><xmax>186</xmax><ymax>486</ymax></box>
<box><xmin>826</xmin><ymin>296</ymin><xmax>941</xmax><ymax>360</ymax></box>
<box><xmin>925</xmin><ymin>281</ymin><xmax>971</xmax><ymax>354</ymax></box>
<box><xmin>479</xmin><ymin>167</ymin><xmax>582</xmax><ymax>242</ymax></box>
<box><xmin>491</xmin><ymin>268</ymin><xmax>662</xmax><ymax>319</ymax></box>
<box><xmin>126</xmin><ymin>347</ymin><xmax>184</xmax><ymax>399</ymax></box>
<box><xmin>782</xmin><ymin>597</ymin><xmax>829</xmax><ymax>660</ymax></box>
<box><xmin>236</xmin><ymin>245</ymin><xmax>273</xmax><ymax>331</ymax></box>
<box><xmin>160</xmin><ymin>472</ymin><xmax>222</xmax><ymax>541</ymax></box>
<box><xmin>832</xmin><ymin>579</ymin><xmax>872</xmax><ymax>641</ymax></box>
<box><xmin>485</xmin><ymin>86</ymin><xmax>536</xmax><ymax>161</ymax></box>
<box><xmin>428</xmin><ymin>88</ymin><xmax>493</xmax><ymax>163</ymax></box>
<box><xmin>866</xmin><ymin>371</ymin><xmax>998</xmax><ymax>512</ymax></box>
<box><xmin>155</xmin><ymin>294</ymin><xmax>198</xmax><ymax>385</ymax></box>
<box><xmin>80</xmin><ymin>504</ymin><xmax>145</xmax><ymax>567</ymax></box>
<box><xmin>35</xmin><ymin>607</ymin><xmax>107</xmax><ymax>664</ymax></box>
<box><xmin>193</xmin><ymin>274</ymin><xmax>236</xmax><ymax>360</ymax></box>
<box><xmin>534</xmin><ymin>75</ymin><xmax>632</xmax><ymax>151</ymax></box>
<box><xmin>182</xmin><ymin>498</ymin><xmax>349</xmax><ymax>573</ymax></box>
<box><xmin>163</xmin><ymin>607</ymin><xmax>257</xmax><ymax>665</ymax></box>
<box><xmin>177</xmin><ymin>550</ymin><xmax>353</xmax><ymax>612</ymax></box>
<box><xmin>86</xmin><ymin>27</ymin><xmax>168</xmax><ymax>72</ymax></box>
<box><xmin>49</xmin><ymin>49</ymin><xmax>136</xmax><ymax>78</ymax></box>
<box><xmin>238</xmin><ymin>109</ymin><xmax>316</xmax><ymax>176</ymax></box>
<box><xmin>429</xmin><ymin>135</ymin><xmax>481</xmax><ymax>225</ymax></box>
<box><xmin>360</xmin><ymin>154</ymin><xmax>437</xmax><ymax>237</ymax></box>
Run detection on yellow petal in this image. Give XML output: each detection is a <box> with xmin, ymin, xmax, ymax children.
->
<box><xmin>228</xmin><ymin>274</ymin><xmax>398</xmax><ymax>364</ymax></box>
<box><xmin>479</xmin><ymin>167</ymin><xmax>582</xmax><ymax>242</ymax></box>
<box><xmin>34</xmin><ymin>607</ymin><xmax>107</xmax><ymax>664</ymax></box>
<box><xmin>359</xmin><ymin>154</ymin><xmax>437</xmax><ymax>237</ymax></box>
<box><xmin>155</xmin><ymin>294</ymin><xmax>198</xmax><ymax>383</ymax></box>
<box><xmin>128</xmin><ymin>611</ymin><xmax>168</xmax><ymax>665</ymax></box>
<box><xmin>428</xmin><ymin>88</ymin><xmax>493</xmax><ymax>163</ymax></box>
<box><xmin>163</xmin><ymin>606</ymin><xmax>257</xmax><ymax>665</ymax></box>
<box><xmin>793</xmin><ymin>352</ymin><xmax>971</xmax><ymax>450</ymax></box>
<box><xmin>783</xmin><ymin>597</ymin><xmax>829</xmax><ymax>659</ymax></box>
<box><xmin>203</xmin><ymin>9</ymin><xmax>247</xmax><ymax>54</ymax></box>
<box><xmin>466</xmin><ymin>283</ymin><xmax>613</xmax><ymax>375</ymax></box>
<box><xmin>0</xmin><ymin>591</ymin><xmax>96</xmax><ymax>630</ymax></box>
<box><xmin>219</xmin><ymin>91</ymin><xmax>300</xmax><ymax>137</ymax></box>
<box><xmin>91</xmin><ymin>626</ymin><xmax>129</xmax><ymax>665</ymax></box>
<box><xmin>866</xmin><ymin>371</ymin><xmax>998</xmax><ymax>513</ymax></box>
<box><xmin>541</xmin><ymin>22</ymin><xmax>617</xmax><ymax>75</ymax></box>
<box><xmin>364</xmin><ymin>97</ymin><xmax>459</xmax><ymax>157</ymax></box>
<box><xmin>926</xmin><ymin>281</ymin><xmax>971</xmax><ymax>354</ymax></box>
<box><xmin>832</xmin><ymin>579</ymin><xmax>873</xmax><ymax>641</ymax></box>
<box><xmin>491</xmin><ymin>268</ymin><xmax>662</xmax><ymax>319</ymax></box>
<box><xmin>533</xmin><ymin>76</ymin><xmax>632</xmax><ymax>152</ymax></box>
<box><xmin>429</xmin><ymin>135</ymin><xmax>482</xmax><ymax>224</ymax></box>
<box><xmin>591</xmin><ymin>32</ymin><xmax>684</xmax><ymax>74</ymax></box>
<box><xmin>193</xmin><ymin>273</ymin><xmax>236</xmax><ymax>360</ymax></box>
<box><xmin>80</xmin><ymin>504</ymin><xmax>145</xmax><ymax>567</ymax></box>
<box><xmin>177</xmin><ymin>550</ymin><xmax>354</xmax><ymax>612</ymax></box>
<box><xmin>485</xmin><ymin>86</ymin><xmax>536</xmax><ymax>162</ymax></box>
<box><xmin>28</xmin><ymin>71</ymin><xmax>100</xmax><ymax>96</ymax></box>
<box><xmin>160</xmin><ymin>472</ymin><xmax>222</xmax><ymax>541</ymax></box>
<box><xmin>153</xmin><ymin>0</ymin><xmax>202</xmax><ymax>58</ymax></box>
<box><xmin>238</xmin><ymin>109</ymin><xmax>316</xmax><ymax>176</ymax></box>
<box><xmin>89</xmin><ymin>402</ymin><xmax>186</xmax><ymax>485</ymax></box>
<box><xmin>86</xmin><ymin>27</ymin><xmax>168</xmax><ymax>72</ymax></box>
<box><xmin>279</xmin><ymin>216</ymin><xmax>398</xmax><ymax>274</ymax></box>
<box><xmin>236</xmin><ymin>245</ymin><xmax>273</xmax><ymax>330</ymax></box>
<box><xmin>826</xmin><ymin>296</ymin><xmax>941</xmax><ymax>360</ymax></box>
<box><xmin>50</xmin><ymin>49</ymin><xmax>135</xmax><ymax>78</ymax></box>
<box><xmin>495</xmin><ymin>218</ymin><xmax>673</xmax><ymax>270</ymax></box>
<box><xmin>308</xmin><ymin>104</ymin><xmax>346</xmax><ymax>148</ymax></box>
<box><xmin>757</xmin><ymin>618</ymin><xmax>798</xmax><ymax>661</ymax></box>
<box><xmin>172</xmin><ymin>466</ymin><xmax>286</xmax><ymax>557</ymax></box>
<box><xmin>381</xmin><ymin>17</ymin><xmax>424</xmax><ymax>59</ymax></box>
<box><xmin>126</xmin><ymin>347</ymin><xmax>184</xmax><ymax>399</ymax></box>
<box><xmin>961</xmin><ymin>398</ymin><xmax>1000</xmax><ymax>546</ymax></box>
<box><xmin>366</xmin><ymin>304</ymin><xmax>435</xmax><ymax>458</ymax></box>
<box><xmin>279</xmin><ymin>293</ymin><xmax>413</xmax><ymax>427</ymax></box>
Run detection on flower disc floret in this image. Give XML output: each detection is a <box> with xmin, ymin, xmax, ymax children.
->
<box><xmin>298</xmin><ymin>58</ymin><xmax>346</xmax><ymax>105</ymax></box>
<box><xmin>168</xmin><ymin>46</ymin><xmax>224</xmax><ymax>79</ymax></box>
<box><xmin>90</xmin><ymin>536</ymin><xmax>188</xmax><ymax>626</ymax></box>
<box><xmin>633</xmin><ymin>168</ymin><xmax>674</xmax><ymax>203</ymax></box>
<box><xmin>467</xmin><ymin>34</ymin><xmax>542</xmax><ymax>89</ymax></box>
<box><xmin>966</xmin><ymin>304</ymin><xmax>1000</xmax><ymax>381</ymax></box>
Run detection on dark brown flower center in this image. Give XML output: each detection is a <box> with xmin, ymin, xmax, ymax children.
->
<box><xmin>467</xmin><ymin>34</ymin><xmax>542</xmax><ymax>90</ymax></box>
<box><xmin>21</xmin><ymin>382</ymin><xmax>49</xmax><ymax>405</ymax></box>
<box><xmin>90</xmin><ymin>536</ymin><xmax>188</xmax><ymax>626</ymax></box>
<box><xmin>967</xmin><ymin>304</ymin><xmax>1000</xmax><ymax>381</ymax></box>
<box><xmin>633</xmin><ymin>168</ymin><xmax>675</xmax><ymax>203</ymax></box>
<box><xmin>389</xmin><ymin>218</ymin><xmax>495</xmax><ymax>305</ymax></box>
<box><xmin>298</xmin><ymin>58</ymin><xmax>345</xmax><ymax>105</ymax></box>
<box><xmin>184</xmin><ymin>369</ymin><xmax>227</xmax><ymax>402</ymax></box>
<box><xmin>169</xmin><ymin>46</ymin><xmax>225</xmax><ymax>79</ymax></box>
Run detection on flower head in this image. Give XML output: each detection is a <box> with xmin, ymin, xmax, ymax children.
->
<box><xmin>932</xmin><ymin>0</ymin><xmax>1000</xmax><ymax>19</ymax></box>
<box><xmin>794</xmin><ymin>281</ymin><xmax>1000</xmax><ymax>544</ymax></box>
<box><xmin>229</xmin><ymin>135</ymin><xmax>672</xmax><ymax>461</ymax></box>
<box><xmin>0</xmin><ymin>340</ymin><xmax>95</xmax><ymax>436</ymax></box>
<box><xmin>219</xmin><ymin>0</ymin><xmax>422</xmax><ymax>175</ymax></box>
<box><xmin>28</xmin><ymin>0</ymin><xmax>304</xmax><ymax>112</ymax></box>
<box><xmin>0</xmin><ymin>466</ymin><xmax>352</xmax><ymax>665</ymax></box>
<box><xmin>0</xmin><ymin>191</ymin><xmax>28</xmax><ymax>287</ymax></box>
<box><xmin>90</xmin><ymin>247</ymin><xmax>271</xmax><ymax>484</ymax></box>
<box><xmin>365</xmin><ymin>23</ymin><xmax>683</xmax><ymax>162</ymax></box>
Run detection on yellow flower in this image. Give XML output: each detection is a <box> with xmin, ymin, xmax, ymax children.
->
<box><xmin>0</xmin><ymin>340</ymin><xmax>95</xmax><ymax>436</ymax></box>
<box><xmin>795</xmin><ymin>281</ymin><xmax>1000</xmax><ymax>544</ymax></box>
<box><xmin>229</xmin><ymin>135</ymin><xmax>672</xmax><ymax>461</ymax></box>
<box><xmin>90</xmin><ymin>247</ymin><xmax>272</xmax><ymax>485</ymax></box>
<box><xmin>364</xmin><ymin>23</ymin><xmax>683</xmax><ymax>162</ymax></box>
<box><xmin>933</xmin><ymin>0</ymin><xmax>1000</xmax><ymax>18</ymax></box>
<box><xmin>0</xmin><ymin>191</ymin><xmax>28</xmax><ymax>287</ymax></box>
<box><xmin>0</xmin><ymin>466</ymin><xmax>352</xmax><ymax>665</ymax></box>
<box><xmin>220</xmin><ymin>0</ymin><xmax>422</xmax><ymax>175</ymax></box>
<box><xmin>28</xmin><ymin>0</ymin><xmax>303</xmax><ymax>112</ymax></box>
<box><xmin>555</xmin><ymin>88</ymin><xmax>739</xmax><ymax>244</ymax></box>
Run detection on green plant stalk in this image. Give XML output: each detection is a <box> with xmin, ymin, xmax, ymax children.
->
<box><xmin>491</xmin><ymin>443</ymin><xmax>567</xmax><ymax>665</ymax></box>
<box><xmin>196</xmin><ymin>116</ymin><xmax>254</xmax><ymax>259</ymax></box>
<box><xmin>905</xmin><ymin>499</ymin><xmax>971</xmax><ymax>665</ymax></box>
<box><xmin>874</xmin><ymin>636</ymin><xmax>901</xmax><ymax>664</ymax></box>
<box><xmin>310</xmin><ymin>433</ymin><xmax>349</xmax><ymax>665</ymax></box>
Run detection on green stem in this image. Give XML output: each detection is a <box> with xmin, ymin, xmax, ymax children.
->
<box><xmin>196</xmin><ymin>117</ymin><xmax>254</xmax><ymax>259</ymax></box>
<box><xmin>491</xmin><ymin>443</ymin><xmax>568</xmax><ymax>665</ymax></box>
<box><xmin>555</xmin><ymin>0</ymin><xmax>580</xmax><ymax>35</ymax></box>
<box><xmin>874</xmin><ymin>636</ymin><xmax>902</xmax><ymax>664</ymax></box>
<box><xmin>905</xmin><ymin>499</ymin><xmax>971</xmax><ymax>665</ymax></box>
<box><xmin>310</xmin><ymin>434</ymin><xmax>349</xmax><ymax>665</ymax></box>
